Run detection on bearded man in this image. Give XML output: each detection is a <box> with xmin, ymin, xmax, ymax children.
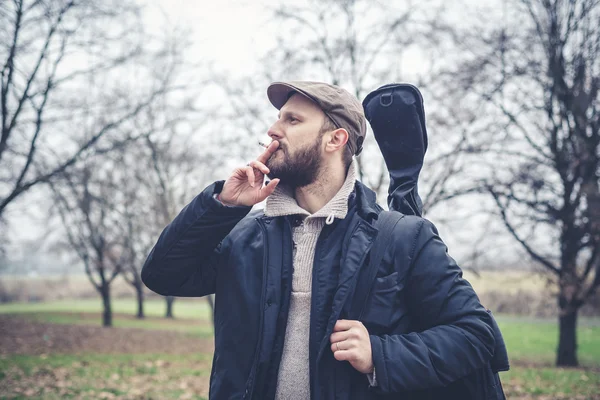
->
<box><xmin>141</xmin><ymin>81</ymin><xmax>495</xmax><ymax>400</ymax></box>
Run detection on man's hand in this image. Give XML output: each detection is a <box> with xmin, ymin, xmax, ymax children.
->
<box><xmin>330</xmin><ymin>319</ymin><xmax>374</xmax><ymax>374</ymax></box>
<box><xmin>219</xmin><ymin>140</ymin><xmax>280</xmax><ymax>207</ymax></box>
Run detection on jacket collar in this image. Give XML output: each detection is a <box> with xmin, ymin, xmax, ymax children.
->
<box><xmin>353</xmin><ymin>181</ymin><xmax>380</xmax><ymax>223</ymax></box>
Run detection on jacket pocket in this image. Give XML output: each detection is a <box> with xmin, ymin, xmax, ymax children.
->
<box><xmin>373</xmin><ymin>272</ymin><xmax>399</xmax><ymax>291</ymax></box>
<box><xmin>360</xmin><ymin>272</ymin><xmax>403</xmax><ymax>332</ymax></box>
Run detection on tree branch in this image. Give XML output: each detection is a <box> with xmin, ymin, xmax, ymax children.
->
<box><xmin>0</xmin><ymin>0</ymin><xmax>24</xmax><ymax>162</ymax></box>
<box><xmin>5</xmin><ymin>1</ymin><xmax>75</xmax><ymax>151</ymax></box>
<box><xmin>0</xmin><ymin>85</ymin><xmax>169</xmax><ymax>215</ymax></box>
<box><xmin>12</xmin><ymin>34</ymin><xmax>68</xmax><ymax>192</ymax></box>
<box><xmin>488</xmin><ymin>184</ymin><xmax>561</xmax><ymax>274</ymax></box>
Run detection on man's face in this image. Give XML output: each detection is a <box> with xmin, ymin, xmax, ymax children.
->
<box><xmin>266</xmin><ymin>93</ymin><xmax>328</xmax><ymax>187</ymax></box>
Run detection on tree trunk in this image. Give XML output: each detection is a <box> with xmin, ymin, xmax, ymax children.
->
<box><xmin>165</xmin><ymin>295</ymin><xmax>174</xmax><ymax>319</ymax></box>
<box><xmin>556</xmin><ymin>307</ymin><xmax>578</xmax><ymax>366</ymax></box>
<box><xmin>101</xmin><ymin>284</ymin><xmax>112</xmax><ymax>327</ymax></box>
<box><xmin>136</xmin><ymin>280</ymin><xmax>145</xmax><ymax>319</ymax></box>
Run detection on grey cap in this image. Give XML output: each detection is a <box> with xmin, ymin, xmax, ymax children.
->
<box><xmin>267</xmin><ymin>81</ymin><xmax>366</xmax><ymax>156</ymax></box>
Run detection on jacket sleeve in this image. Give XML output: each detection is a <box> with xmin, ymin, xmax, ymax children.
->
<box><xmin>369</xmin><ymin>218</ymin><xmax>495</xmax><ymax>393</ymax></box>
<box><xmin>141</xmin><ymin>181</ymin><xmax>252</xmax><ymax>297</ymax></box>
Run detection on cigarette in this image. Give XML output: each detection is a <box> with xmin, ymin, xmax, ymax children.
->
<box><xmin>258</xmin><ymin>141</ymin><xmax>269</xmax><ymax>148</ymax></box>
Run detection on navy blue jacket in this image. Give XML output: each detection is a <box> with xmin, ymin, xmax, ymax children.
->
<box><xmin>141</xmin><ymin>180</ymin><xmax>496</xmax><ymax>400</ymax></box>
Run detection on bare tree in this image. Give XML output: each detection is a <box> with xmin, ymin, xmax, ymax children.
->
<box><xmin>44</xmin><ymin>35</ymin><xmax>190</xmax><ymax>325</ymax></box>
<box><xmin>0</xmin><ymin>0</ymin><xmax>159</xmax><ymax>220</ymax></box>
<box><xmin>48</xmin><ymin>160</ymin><xmax>126</xmax><ymax>327</ymax></box>
<box><xmin>48</xmin><ymin>83</ymin><xmax>214</xmax><ymax>324</ymax></box>
<box><xmin>142</xmin><ymin>128</ymin><xmax>219</xmax><ymax>319</ymax></box>
<box><xmin>107</xmin><ymin>147</ymin><xmax>150</xmax><ymax>319</ymax></box>
<box><xmin>120</xmin><ymin>206</ymin><xmax>146</xmax><ymax>319</ymax></box>
<box><xmin>444</xmin><ymin>0</ymin><xmax>600</xmax><ymax>366</ymax></box>
<box><xmin>107</xmin><ymin>91</ymin><xmax>221</xmax><ymax>320</ymax></box>
<box><xmin>102</xmin><ymin>59</ymin><xmax>203</xmax><ymax>320</ymax></box>
<box><xmin>3</xmin><ymin>0</ymin><xmax>205</xmax><ymax>322</ymax></box>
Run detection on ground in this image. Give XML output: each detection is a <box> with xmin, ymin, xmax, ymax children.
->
<box><xmin>0</xmin><ymin>314</ymin><xmax>213</xmax><ymax>399</ymax></box>
<box><xmin>0</xmin><ymin>314</ymin><xmax>213</xmax><ymax>356</ymax></box>
<box><xmin>0</xmin><ymin>299</ymin><xmax>599</xmax><ymax>399</ymax></box>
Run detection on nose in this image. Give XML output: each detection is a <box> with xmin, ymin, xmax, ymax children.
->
<box><xmin>267</xmin><ymin>122</ymin><xmax>283</xmax><ymax>141</ymax></box>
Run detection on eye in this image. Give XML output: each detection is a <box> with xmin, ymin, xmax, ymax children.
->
<box><xmin>288</xmin><ymin>116</ymin><xmax>298</xmax><ymax>124</ymax></box>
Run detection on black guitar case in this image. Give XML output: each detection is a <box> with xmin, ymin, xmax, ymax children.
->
<box><xmin>362</xmin><ymin>83</ymin><xmax>427</xmax><ymax>216</ymax></box>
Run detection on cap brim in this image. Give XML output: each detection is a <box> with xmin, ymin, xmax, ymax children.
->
<box><xmin>267</xmin><ymin>82</ymin><xmax>308</xmax><ymax>109</ymax></box>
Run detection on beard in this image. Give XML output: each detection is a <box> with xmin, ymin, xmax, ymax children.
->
<box><xmin>266</xmin><ymin>136</ymin><xmax>323</xmax><ymax>188</ymax></box>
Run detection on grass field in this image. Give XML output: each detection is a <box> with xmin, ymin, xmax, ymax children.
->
<box><xmin>0</xmin><ymin>298</ymin><xmax>213</xmax><ymax>320</ymax></box>
<box><xmin>0</xmin><ymin>299</ymin><xmax>214</xmax><ymax>339</ymax></box>
<box><xmin>1</xmin><ymin>299</ymin><xmax>599</xmax><ymax>399</ymax></box>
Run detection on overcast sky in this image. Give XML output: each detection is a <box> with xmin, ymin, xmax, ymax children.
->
<box><xmin>146</xmin><ymin>0</ymin><xmax>275</xmax><ymax>77</ymax></box>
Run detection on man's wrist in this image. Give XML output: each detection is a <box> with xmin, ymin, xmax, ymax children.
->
<box><xmin>214</xmin><ymin>193</ymin><xmax>236</xmax><ymax>207</ymax></box>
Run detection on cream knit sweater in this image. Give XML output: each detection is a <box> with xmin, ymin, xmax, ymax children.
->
<box><xmin>265</xmin><ymin>162</ymin><xmax>357</xmax><ymax>400</ymax></box>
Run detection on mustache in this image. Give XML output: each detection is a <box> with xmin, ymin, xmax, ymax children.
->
<box><xmin>259</xmin><ymin>140</ymin><xmax>286</xmax><ymax>153</ymax></box>
<box><xmin>274</xmin><ymin>143</ymin><xmax>286</xmax><ymax>153</ymax></box>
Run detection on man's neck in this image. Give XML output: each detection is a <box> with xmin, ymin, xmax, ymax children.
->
<box><xmin>294</xmin><ymin>163</ymin><xmax>347</xmax><ymax>214</ymax></box>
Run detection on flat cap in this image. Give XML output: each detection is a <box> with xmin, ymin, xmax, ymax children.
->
<box><xmin>267</xmin><ymin>81</ymin><xmax>366</xmax><ymax>155</ymax></box>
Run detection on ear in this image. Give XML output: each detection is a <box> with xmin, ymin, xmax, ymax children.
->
<box><xmin>324</xmin><ymin>128</ymin><xmax>349</xmax><ymax>153</ymax></box>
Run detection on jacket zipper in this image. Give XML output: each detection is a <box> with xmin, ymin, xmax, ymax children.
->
<box><xmin>264</xmin><ymin>218</ymin><xmax>295</xmax><ymax>399</ymax></box>
<box><xmin>244</xmin><ymin>218</ymin><xmax>270</xmax><ymax>400</ymax></box>
<box><xmin>313</xmin><ymin>223</ymin><xmax>374</xmax><ymax>397</ymax></box>
<box><xmin>308</xmin><ymin>223</ymin><xmax>332</xmax><ymax>399</ymax></box>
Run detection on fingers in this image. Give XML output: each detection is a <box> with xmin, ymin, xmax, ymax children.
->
<box><xmin>248</xmin><ymin>160</ymin><xmax>270</xmax><ymax>175</ymax></box>
<box><xmin>333</xmin><ymin>349</ymin><xmax>356</xmax><ymax>362</ymax></box>
<box><xmin>244</xmin><ymin>160</ymin><xmax>270</xmax><ymax>189</ymax></box>
<box><xmin>245</xmin><ymin>166</ymin><xmax>255</xmax><ymax>187</ymax></box>
<box><xmin>330</xmin><ymin>330</ymin><xmax>352</xmax><ymax>344</ymax></box>
<box><xmin>332</xmin><ymin>347</ymin><xmax>360</xmax><ymax>363</ymax></box>
<box><xmin>256</xmin><ymin>178</ymin><xmax>280</xmax><ymax>202</ymax></box>
<box><xmin>330</xmin><ymin>319</ymin><xmax>366</xmax><ymax>353</ymax></box>
<box><xmin>330</xmin><ymin>321</ymin><xmax>360</xmax><ymax>354</ymax></box>
<box><xmin>242</xmin><ymin>140</ymin><xmax>277</xmax><ymax>189</ymax></box>
<box><xmin>333</xmin><ymin>319</ymin><xmax>359</xmax><ymax>332</ymax></box>
<box><xmin>330</xmin><ymin>338</ymin><xmax>355</xmax><ymax>353</ymax></box>
<box><xmin>257</xmin><ymin>140</ymin><xmax>279</xmax><ymax>164</ymax></box>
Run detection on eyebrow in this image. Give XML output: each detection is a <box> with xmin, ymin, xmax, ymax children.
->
<box><xmin>278</xmin><ymin>110</ymin><xmax>303</xmax><ymax>119</ymax></box>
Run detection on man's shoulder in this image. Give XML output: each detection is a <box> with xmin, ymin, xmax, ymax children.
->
<box><xmin>378</xmin><ymin>210</ymin><xmax>427</xmax><ymax>229</ymax></box>
<box><xmin>378</xmin><ymin>211</ymin><xmax>440</xmax><ymax>247</ymax></box>
<box><xmin>231</xmin><ymin>208</ymin><xmax>265</xmax><ymax>228</ymax></box>
<box><xmin>228</xmin><ymin>207</ymin><xmax>291</xmax><ymax>234</ymax></box>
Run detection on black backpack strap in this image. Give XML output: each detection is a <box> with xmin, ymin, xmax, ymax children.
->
<box><xmin>350</xmin><ymin>210</ymin><xmax>405</xmax><ymax>320</ymax></box>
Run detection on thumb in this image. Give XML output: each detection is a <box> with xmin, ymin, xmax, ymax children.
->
<box><xmin>257</xmin><ymin>179</ymin><xmax>280</xmax><ymax>202</ymax></box>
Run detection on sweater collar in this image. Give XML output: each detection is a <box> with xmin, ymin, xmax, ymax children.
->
<box><xmin>264</xmin><ymin>162</ymin><xmax>357</xmax><ymax>223</ymax></box>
